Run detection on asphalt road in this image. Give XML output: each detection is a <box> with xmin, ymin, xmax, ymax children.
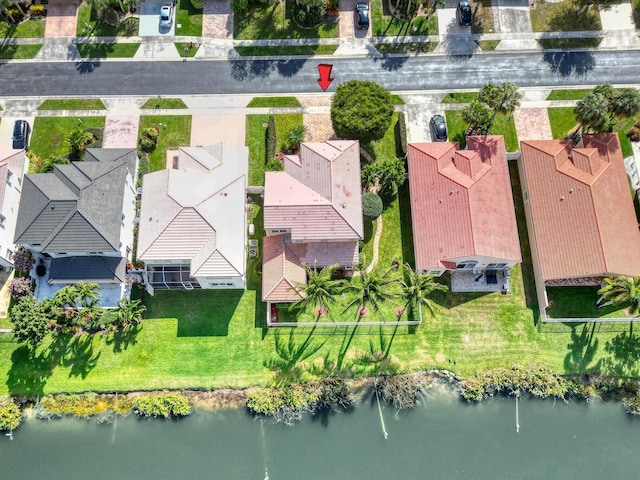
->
<box><xmin>0</xmin><ymin>49</ymin><xmax>637</xmax><ymax>96</ymax></box>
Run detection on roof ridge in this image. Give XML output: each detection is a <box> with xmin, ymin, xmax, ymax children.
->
<box><xmin>41</xmin><ymin>207</ymin><xmax>77</xmax><ymax>250</ymax></box>
<box><xmin>138</xmin><ymin>207</ymin><xmax>188</xmax><ymax>258</ymax></box>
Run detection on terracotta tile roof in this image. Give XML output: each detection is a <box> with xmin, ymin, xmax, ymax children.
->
<box><xmin>520</xmin><ymin>134</ymin><xmax>640</xmax><ymax>281</ymax></box>
<box><xmin>407</xmin><ymin>136</ymin><xmax>521</xmax><ymax>271</ymax></box>
<box><xmin>264</xmin><ymin>140</ymin><xmax>363</xmax><ymax>241</ymax></box>
<box><xmin>290</xmin><ymin>241</ymin><xmax>359</xmax><ymax>268</ymax></box>
<box><xmin>262</xmin><ymin>234</ymin><xmax>306</xmax><ymax>303</ymax></box>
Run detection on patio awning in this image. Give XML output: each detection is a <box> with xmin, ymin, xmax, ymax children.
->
<box><xmin>48</xmin><ymin>256</ymin><xmax>126</xmax><ymax>284</ymax></box>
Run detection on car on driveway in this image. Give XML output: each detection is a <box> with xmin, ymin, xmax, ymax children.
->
<box><xmin>12</xmin><ymin>120</ymin><xmax>30</xmax><ymax>150</ymax></box>
<box><xmin>457</xmin><ymin>0</ymin><xmax>472</xmax><ymax>26</ymax></box>
<box><xmin>355</xmin><ymin>3</ymin><xmax>369</xmax><ymax>30</ymax></box>
<box><xmin>430</xmin><ymin>115</ymin><xmax>448</xmax><ymax>142</ymax></box>
<box><xmin>159</xmin><ymin>3</ymin><xmax>173</xmax><ymax>29</ymax></box>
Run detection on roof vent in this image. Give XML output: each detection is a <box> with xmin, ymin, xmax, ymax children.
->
<box><xmin>560</xmin><ymin>196</ymin><xmax>565</xmax><ymax>201</ymax></box>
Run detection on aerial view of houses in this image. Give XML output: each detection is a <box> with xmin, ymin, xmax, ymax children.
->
<box><xmin>3</xmin><ymin>0</ymin><xmax>640</xmax><ymax>474</ymax></box>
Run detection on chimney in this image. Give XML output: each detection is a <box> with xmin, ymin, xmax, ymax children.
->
<box><xmin>571</xmin><ymin>148</ymin><xmax>600</xmax><ymax>175</ymax></box>
<box><xmin>454</xmin><ymin>151</ymin><xmax>483</xmax><ymax>178</ymax></box>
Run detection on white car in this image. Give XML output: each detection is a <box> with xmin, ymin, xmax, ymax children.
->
<box><xmin>159</xmin><ymin>3</ymin><xmax>173</xmax><ymax>28</ymax></box>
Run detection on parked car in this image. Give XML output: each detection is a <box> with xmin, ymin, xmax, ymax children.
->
<box><xmin>12</xmin><ymin>120</ymin><xmax>30</xmax><ymax>150</ymax></box>
<box><xmin>457</xmin><ymin>0</ymin><xmax>472</xmax><ymax>26</ymax></box>
<box><xmin>355</xmin><ymin>3</ymin><xmax>369</xmax><ymax>30</ymax></box>
<box><xmin>429</xmin><ymin>115</ymin><xmax>448</xmax><ymax>142</ymax></box>
<box><xmin>159</xmin><ymin>3</ymin><xmax>173</xmax><ymax>28</ymax></box>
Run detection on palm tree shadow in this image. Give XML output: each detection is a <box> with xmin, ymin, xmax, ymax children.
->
<box><xmin>6</xmin><ymin>345</ymin><xmax>53</xmax><ymax>397</ymax></box>
<box><xmin>601</xmin><ymin>325</ymin><xmax>640</xmax><ymax>377</ymax></box>
<box><xmin>106</xmin><ymin>324</ymin><xmax>142</xmax><ymax>353</ymax></box>
<box><xmin>265</xmin><ymin>327</ymin><xmax>326</xmax><ymax>385</ymax></box>
<box><xmin>564</xmin><ymin>323</ymin><xmax>601</xmax><ymax>373</ymax></box>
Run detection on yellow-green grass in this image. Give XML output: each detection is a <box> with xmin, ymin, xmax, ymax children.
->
<box><xmin>139</xmin><ymin>116</ymin><xmax>192</xmax><ymax>173</ymax></box>
<box><xmin>76</xmin><ymin>43</ymin><xmax>140</xmax><ymax>58</ymax></box>
<box><xmin>0</xmin><ymin>18</ymin><xmax>45</xmax><ymax>38</ymax></box>
<box><xmin>38</xmin><ymin>99</ymin><xmax>106</xmax><ymax>110</ymax></box>
<box><xmin>371</xmin><ymin>0</ymin><xmax>437</xmax><ymax>36</ymax></box>
<box><xmin>537</xmin><ymin>37</ymin><xmax>602</xmax><ymax>49</ymax></box>
<box><xmin>0</xmin><ymin>317</ymin><xmax>11</xmax><ymax>329</ymax></box>
<box><xmin>234</xmin><ymin>2</ymin><xmax>338</xmax><ymax>39</ymax></box>
<box><xmin>471</xmin><ymin>0</ymin><xmax>495</xmax><ymax>34</ymax></box>
<box><xmin>30</xmin><ymin>116</ymin><xmax>105</xmax><ymax>161</ymax></box>
<box><xmin>530</xmin><ymin>1</ymin><xmax>602</xmax><ymax>32</ymax></box>
<box><xmin>247</xmin><ymin>97</ymin><xmax>302</xmax><ymax>108</ymax></box>
<box><xmin>175</xmin><ymin>0</ymin><xmax>203</xmax><ymax>37</ymax></box>
<box><xmin>445</xmin><ymin>110</ymin><xmax>519</xmax><ymax>152</ymax></box>
<box><xmin>235</xmin><ymin>45</ymin><xmax>338</xmax><ymax>56</ymax></box>
<box><xmin>141</xmin><ymin>98</ymin><xmax>188</xmax><ymax>109</ymax></box>
<box><xmin>76</xmin><ymin>3</ymin><xmax>139</xmax><ymax>37</ymax></box>
<box><xmin>245</xmin><ymin>113</ymin><xmax>303</xmax><ymax>186</ymax></box>
<box><xmin>0</xmin><ymin>44</ymin><xmax>41</xmax><ymax>59</ymax></box>
<box><xmin>176</xmin><ymin>42</ymin><xmax>199</xmax><ymax>57</ymax></box>
<box><xmin>476</xmin><ymin>40</ymin><xmax>500</xmax><ymax>51</ymax></box>
<box><xmin>547</xmin><ymin>89</ymin><xmax>592</xmax><ymax>100</ymax></box>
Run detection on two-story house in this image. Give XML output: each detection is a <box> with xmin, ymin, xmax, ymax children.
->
<box><xmin>0</xmin><ymin>150</ymin><xmax>29</xmax><ymax>270</ymax></box>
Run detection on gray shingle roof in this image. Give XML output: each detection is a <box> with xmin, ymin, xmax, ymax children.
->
<box><xmin>14</xmin><ymin>149</ymin><xmax>138</xmax><ymax>253</ymax></box>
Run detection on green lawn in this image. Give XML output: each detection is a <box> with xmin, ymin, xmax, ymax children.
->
<box><xmin>476</xmin><ymin>40</ymin><xmax>500</xmax><ymax>51</ymax></box>
<box><xmin>537</xmin><ymin>37</ymin><xmax>602</xmax><ymax>49</ymax></box>
<box><xmin>634</xmin><ymin>0</ymin><xmax>640</xmax><ymax>27</ymax></box>
<box><xmin>139</xmin><ymin>116</ymin><xmax>192</xmax><ymax>172</ymax></box>
<box><xmin>530</xmin><ymin>1</ymin><xmax>602</xmax><ymax>32</ymax></box>
<box><xmin>76</xmin><ymin>43</ymin><xmax>140</xmax><ymax>58</ymax></box>
<box><xmin>375</xmin><ymin>41</ymin><xmax>438</xmax><ymax>54</ymax></box>
<box><xmin>175</xmin><ymin>0</ymin><xmax>203</xmax><ymax>37</ymax></box>
<box><xmin>234</xmin><ymin>2</ymin><xmax>338</xmax><ymax>39</ymax></box>
<box><xmin>372</xmin><ymin>0</ymin><xmax>437</xmax><ymax>36</ymax></box>
<box><xmin>546</xmin><ymin>286</ymin><xmax>631</xmax><ymax>319</ymax></box>
<box><xmin>445</xmin><ymin>110</ymin><xmax>519</xmax><ymax>152</ymax></box>
<box><xmin>471</xmin><ymin>0</ymin><xmax>495</xmax><ymax>34</ymax></box>
<box><xmin>245</xmin><ymin>113</ymin><xmax>303</xmax><ymax>186</ymax></box>
<box><xmin>390</xmin><ymin>95</ymin><xmax>405</xmax><ymax>105</ymax></box>
<box><xmin>441</xmin><ymin>92</ymin><xmax>478</xmax><ymax>104</ymax></box>
<box><xmin>141</xmin><ymin>98</ymin><xmax>188</xmax><ymax>109</ymax></box>
<box><xmin>30</xmin><ymin>116</ymin><xmax>105</xmax><ymax>161</ymax></box>
<box><xmin>0</xmin><ymin>18</ymin><xmax>45</xmax><ymax>38</ymax></box>
<box><xmin>247</xmin><ymin>97</ymin><xmax>302</xmax><ymax>108</ymax></box>
<box><xmin>546</xmin><ymin>89</ymin><xmax>593</xmax><ymax>101</ymax></box>
<box><xmin>76</xmin><ymin>3</ymin><xmax>139</xmax><ymax>37</ymax></box>
<box><xmin>38</xmin><ymin>99</ymin><xmax>107</xmax><ymax>110</ymax></box>
<box><xmin>0</xmin><ymin>44</ymin><xmax>41</xmax><ymax>59</ymax></box>
<box><xmin>235</xmin><ymin>45</ymin><xmax>338</xmax><ymax>56</ymax></box>
<box><xmin>176</xmin><ymin>42</ymin><xmax>199</xmax><ymax>57</ymax></box>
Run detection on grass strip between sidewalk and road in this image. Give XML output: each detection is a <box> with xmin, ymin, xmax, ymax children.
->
<box><xmin>235</xmin><ymin>45</ymin><xmax>338</xmax><ymax>56</ymax></box>
<box><xmin>38</xmin><ymin>99</ymin><xmax>107</xmax><ymax>110</ymax></box>
<box><xmin>76</xmin><ymin>42</ymin><xmax>140</xmax><ymax>58</ymax></box>
<box><xmin>0</xmin><ymin>44</ymin><xmax>41</xmax><ymax>59</ymax></box>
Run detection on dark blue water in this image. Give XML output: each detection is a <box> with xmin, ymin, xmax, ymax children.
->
<box><xmin>1</xmin><ymin>388</ymin><xmax>638</xmax><ymax>480</ymax></box>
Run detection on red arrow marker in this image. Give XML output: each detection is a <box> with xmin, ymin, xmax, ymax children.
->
<box><xmin>317</xmin><ymin>64</ymin><xmax>334</xmax><ymax>91</ymax></box>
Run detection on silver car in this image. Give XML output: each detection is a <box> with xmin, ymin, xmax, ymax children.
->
<box><xmin>159</xmin><ymin>3</ymin><xmax>173</xmax><ymax>28</ymax></box>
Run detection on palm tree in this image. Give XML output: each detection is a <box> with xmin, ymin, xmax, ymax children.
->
<box><xmin>75</xmin><ymin>281</ymin><xmax>100</xmax><ymax>308</ymax></box>
<box><xmin>574</xmin><ymin>91</ymin><xmax>609</xmax><ymax>133</ymax></box>
<box><xmin>478</xmin><ymin>82</ymin><xmax>523</xmax><ymax>123</ymax></box>
<box><xmin>462</xmin><ymin>100</ymin><xmax>492</xmax><ymax>133</ymax></box>
<box><xmin>287</xmin><ymin>124</ymin><xmax>307</xmax><ymax>151</ymax></box>
<box><xmin>66</xmin><ymin>128</ymin><xmax>95</xmax><ymax>161</ymax></box>
<box><xmin>342</xmin><ymin>266</ymin><xmax>400</xmax><ymax>319</ymax></box>
<box><xmin>596</xmin><ymin>276</ymin><xmax>640</xmax><ymax>315</ymax></box>
<box><xmin>54</xmin><ymin>284</ymin><xmax>81</xmax><ymax>310</ymax></box>
<box><xmin>114</xmin><ymin>298</ymin><xmax>146</xmax><ymax>329</ymax></box>
<box><xmin>611</xmin><ymin>88</ymin><xmax>640</xmax><ymax>119</ymax></box>
<box><xmin>398</xmin><ymin>263</ymin><xmax>448</xmax><ymax>321</ymax></box>
<box><xmin>290</xmin><ymin>263</ymin><xmax>344</xmax><ymax>321</ymax></box>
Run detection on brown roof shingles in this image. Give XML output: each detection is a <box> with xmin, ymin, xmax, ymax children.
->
<box><xmin>407</xmin><ymin>136</ymin><xmax>521</xmax><ymax>271</ymax></box>
<box><xmin>520</xmin><ymin>134</ymin><xmax>640</xmax><ymax>281</ymax></box>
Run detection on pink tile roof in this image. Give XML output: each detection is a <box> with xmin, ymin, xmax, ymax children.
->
<box><xmin>264</xmin><ymin>140</ymin><xmax>363</xmax><ymax>241</ymax></box>
<box><xmin>262</xmin><ymin>234</ymin><xmax>306</xmax><ymax>303</ymax></box>
<box><xmin>520</xmin><ymin>134</ymin><xmax>640</xmax><ymax>281</ymax></box>
<box><xmin>290</xmin><ymin>241</ymin><xmax>359</xmax><ymax>268</ymax></box>
<box><xmin>407</xmin><ymin>136</ymin><xmax>521</xmax><ymax>271</ymax></box>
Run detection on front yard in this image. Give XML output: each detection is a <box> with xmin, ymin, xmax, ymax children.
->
<box><xmin>530</xmin><ymin>0</ymin><xmax>602</xmax><ymax>32</ymax></box>
<box><xmin>371</xmin><ymin>0</ymin><xmax>437</xmax><ymax>36</ymax></box>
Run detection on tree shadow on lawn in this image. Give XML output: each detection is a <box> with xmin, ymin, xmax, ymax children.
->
<box><xmin>106</xmin><ymin>324</ymin><xmax>142</xmax><ymax>353</ymax></box>
<box><xmin>6</xmin><ymin>334</ymin><xmax>101</xmax><ymax>396</ymax></box>
<box><xmin>600</xmin><ymin>325</ymin><xmax>640</xmax><ymax>377</ymax></box>
<box><xmin>564</xmin><ymin>323</ymin><xmax>601</xmax><ymax>373</ymax></box>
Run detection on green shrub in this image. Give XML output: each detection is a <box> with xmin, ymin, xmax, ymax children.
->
<box><xmin>267</xmin><ymin>114</ymin><xmax>277</xmax><ymax>160</ymax></box>
<box><xmin>396</xmin><ymin>112</ymin><xmax>407</xmax><ymax>157</ymax></box>
<box><xmin>266</xmin><ymin>157</ymin><xmax>283</xmax><ymax>172</ymax></box>
<box><xmin>628</xmin><ymin>124</ymin><xmax>640</xmax><ymax>142</ymax></box>
<box><xmin>139</xmin><ymin>136</ymin><xmax>156</xmax><ymax>153</ymax></box>
<box><xmin>293</xmin><ymin>2</ymin><xmax>326</xmax><ymax>27</ymax></box>
<box><xmin>331</xmin><ymin>80</ymin><xmax>394</xmax><ymax>143</ymax></box>
<box><xmin>40</xmin><ymin>393</ymin><xmax>134</xmax><ymax>417</ymax></box>
<box><xmin>145</xmin><ymin>126</ymin><xmax>160</xmax><ymax>141</ymax></box>
<box><xmin>132</xmin><ymin>392</ymin><xmax>191</xmax><ymax>418</ymax></box>
<box><xmin>362</xmin><ymin>192</ymin><xmax>383</xmax><ymax>219</ymax></box>
<box><xmin>0</xmin><ymin>397</ymin><xmax>21</xmax><ymax>432</ymax></box>
<box><xmin>462</xmin><ymin>365</ymin><xmax>569</xmax><ymax>402</ymax></box>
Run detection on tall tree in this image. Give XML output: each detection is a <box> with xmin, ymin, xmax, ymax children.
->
<box><xmin>342</xmin><ymin>267</ymin><xmax>400</xmax><ymax>318</ymax></box>
<box><xmin>574</xmin><ymin>91</ymin><xmax>609</xmax><ymax>133</ymax></box>
<box><xmin>291</xmin><ymin>263</ymin><xmax>345</xmax><ymax>321</ymax></box>
<box><xmin>66</xmin><ymin>128</ymin><xmax>94</xmax><ymax>161</ymax></box>
<box><xmin>462</xmin><ymin>101</ymin><xmax>492</xmax><ymax>133</ymax></box>
<box><xmin>478</xmin><ymin>82</ymin><xmax>522</xmax><ymax>123</ymax></box>
<box><xmin>75</xmin><ymin>281</ymin><xmax>100</xmax><ymax>308</ymax></box>
<box><xmin>399</xmin><ymin>263</ymin><xmax>448</xmax><ymax>321</ymax></box>
<box><xmin>114</xmin><ymin>298</ymin><xmax>147</xmax><ymax>329</ymax></box>
<box><xmin>597</xmin><ymin>276</ymin><xmax>640</xmax><ymax>315</ymax></box>
<box><xmin>610</xmin><ymin>88</ymin><xmax>640</xmax><ymax>119</ymax></box>
<box><xmin>10</xmin><ymin>294</ymin><xmax>51</xmax><ymax>347</ymax></box>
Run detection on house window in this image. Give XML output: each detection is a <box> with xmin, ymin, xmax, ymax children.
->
<box><xmin>6</xmin><ymin>170</ymin><xmax>12</xmax><ymax>185</ymax></box>
<box><xmin>487</xmin><ymin>263</ymin><xmax>497</xmax><ymax>268</ymax></box>
<box><xmin>456</xmin><ymin>261</ymin><xmax>477</xmax><ymax>270</ymax></box>
<box><xmin>0</xmin><ymin>214</ymin><xmax>5</xmax><ymax>229</ymax></box>
<box><xmin>271</xmin><ymin>229</ymin><xmax>287</xmax><ymax>234</ymax></box>
<box><xmin>523</xmin><ymin>189</ymin><xmax>529</xmax><ymax>203</ymax></box>
<box><xmin>495</xmin><ymin>263</ymin><xmax>507</xmax><ymax>268</ymax></box>
<box><xmin>6</xmin><ymin>249</ymin><xmax>12</xmax><ymax>260</ymax></box>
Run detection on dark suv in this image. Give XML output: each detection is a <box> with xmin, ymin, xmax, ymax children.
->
<box><xmin>12</xmin><ymin>120</ymin><xmax>30</xmax><ymax>150</ymax></box>
<box><xmin>457</xmin><ymin>1</ymin><xmax>472</xmax><ymax>26</ymax></box>
<box><xmin>355</xmin><ymin>3</ymin><xmax>369</xmax><ymax>30</ymax></box>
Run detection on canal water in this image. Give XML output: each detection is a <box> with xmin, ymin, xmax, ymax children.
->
<box><xmin>1</xmin><ymin>388</ymin><xmax>639</xmax><ymax>479</ymax></box>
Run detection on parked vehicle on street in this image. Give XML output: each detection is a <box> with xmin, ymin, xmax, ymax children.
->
<box><xmin>12</xmin><ymin>120</ymin><xmax>30</xmax><ymax>150</ymax></box>
<box><xmin>159</xmin><ymin>3</ymin><xmax>173</xmax><ymax>28</ymax></box>
<box><xmin>457</xmin><ymin>0</ymin><xmax>472</xmax><ymax>26</ymax></box>
<box><xmin>430</xmin><ymin>115</ymin><xmax>448</xmax><ymax>142</ymax></box>
<box><xmin>355</xmin><ymin>3</ymin><xmax>370</xmax><ymax>30</ymax></box>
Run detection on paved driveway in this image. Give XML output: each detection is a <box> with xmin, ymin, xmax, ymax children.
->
<box><xmin>139</xmin><ymin>0</ymin><xmax>176</xmax><ymax>37</ymax></box>
<box><xmin>513</xmin><ymin>108</ymin><xmax>552</xmax><ymax>141</ymax></box>
<box><xmin>190</xmin><ymin>114</ymin><xmax>246</xmax><ymax>145</ymax></box>
<box><xmin>600</xmin><ymin>2</ymin><xmax>634</xmax><ymax>30</ymax></box>
<box><xmin>103</xmin><ymin>115</ymin><xmax>139</xmax><ymax>148</ymax></box>
<box><xmin>44</xmin><ymin>0</ymin><xmax>80</xmax><ymax>37</ymax></box>
<box><xmin>0</xmin><ymin>116</ymin><xmax>35</xmax><ymax>157</ymax></box>
<box><xmin>339</xmin><ymin>0</ymin><xmax>370</xmax><ymax>38</ymax></box>
<box><xmin>495</xmin><ymin>0</ymin><xmax>531</xmax><ymax>33</ymax></box>
<box><xmin>438</xmin><ymin>0</ymin><xmax>470</xmax><ymax>35</ymax></box>
<box><xmin>203</xmin><ymin>0</ymin><xmax>233</xmax><ymax>39</ymax></box>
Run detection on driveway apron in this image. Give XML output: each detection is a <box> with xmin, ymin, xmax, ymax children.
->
<box><xmin>44</xmin><ymin>0</ymin><xmax>80</xmax><ymax>37</ymax></box>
